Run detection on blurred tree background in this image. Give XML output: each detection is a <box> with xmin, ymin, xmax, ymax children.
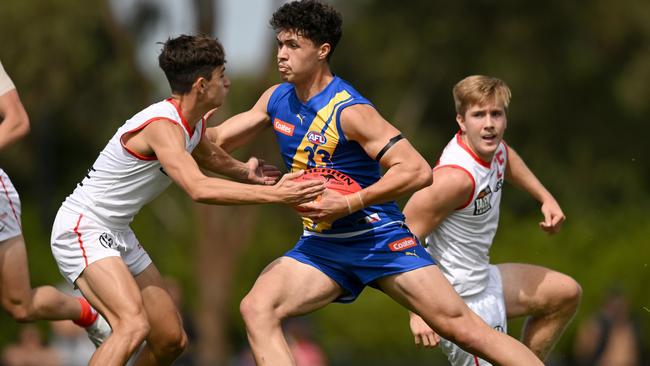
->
<box><xmin>0</xmin><ymin>0</ymin><xmax>648</xmax><ymax>365</ymax></box>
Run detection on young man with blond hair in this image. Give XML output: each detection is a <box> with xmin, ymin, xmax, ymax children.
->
<box><xmin>405</xmin><ymin>75</ymin><xmax>581</xmax><ymax>365</ymax></box>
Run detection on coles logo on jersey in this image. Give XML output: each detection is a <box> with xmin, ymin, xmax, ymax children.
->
<box><xmin>388</xmin><ymin>237</ymin><xmax>418</xmax><ymax>251</ymax></box>
<box><xmin>273</xmin><ymin>118</ymin><xmax>295</xmax><ymax>136</ymax></box>
<box><xmin>306</xmin><ymin>131</ymin><xmax>327</xmax><ymax>145</ymax></box>
<box><xmin>473</xmin><ymin>186</ymin><xmax>492</xmax><ymax>215</ymax></box>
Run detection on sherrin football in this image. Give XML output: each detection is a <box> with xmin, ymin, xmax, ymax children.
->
<box><xmin>292</xmin><ymin>168</ymin><xmax>362</xmax><ymax>195</ymax></box>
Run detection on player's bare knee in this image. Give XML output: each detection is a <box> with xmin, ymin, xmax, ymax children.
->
<box><xmin>558</xmin><ymin>277</ymin><xmax>582</xmax><ymax>313</ymax></box>
<box><xmin>240</xmin><ymin>294</ymin><xmax>261</xmax><ymax>324</ymax></box>
<box><xmin>240</xmin><ymin>294</ymin><xmax>281</xmax><ymax>328</ymax></box>
<box><xmin>545</xmin><ymin>274</ymin><xmax>582</xmax><ymax>315</ymax></box>
<box><xmin>113</xmin><ymin>313</ymin><xmax>150</xmax><ymax>344</ymax></box>
<box><xmin>154</xmin><ymin>329</ymin><xmax>188</xmax><ymax>360</ymax></box>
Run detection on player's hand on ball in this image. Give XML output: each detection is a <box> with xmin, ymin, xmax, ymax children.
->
<box><xmin>273</xmin><ymin>170</ymin><xmax>325</xmax><ymax>205</ymax></box>
<box><xmin>293</xmin><ymin>189</ymin><xmax>350</xmax><ymax>223</ymax></box>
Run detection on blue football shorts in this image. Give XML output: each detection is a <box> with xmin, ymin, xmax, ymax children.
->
<box><xmin>285</xmin><ymin>222</ymin><xmax>435</xmax><ymax>303</ymax></box>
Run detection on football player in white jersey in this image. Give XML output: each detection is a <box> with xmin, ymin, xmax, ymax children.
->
<box><xmin>404</xmin><ymin>75</ymin><xmax>582</xmax><ymax>365</ymax></box>
<box><xmin>49</xmin><ymin>35</ymin><xmax>325</xmax><ymax>366</ymax></box>
<box><xmin>0</xmin><ymin>61</ymin><xmax>109</xmax><ymax>345</ymax></box>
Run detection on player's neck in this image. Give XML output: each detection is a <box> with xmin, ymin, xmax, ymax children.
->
<box><xmin>293</xmin><ymin>68</ymin><xmax>333</xmax><ymax>103</ymax></box>
<box><xmin>460</xmin><ymin>134</ymin><xmax>495</xmax><ymax>162</ymax></box>
<box><xmin>169</xmin><ymin>94</ymin><xmax>205</xmax><ymax>128</ymax></box>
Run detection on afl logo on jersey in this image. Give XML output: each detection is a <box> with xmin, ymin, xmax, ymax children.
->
<box><xmin>306</xmin><ymin>131</ymin><xmax>327</xmax><ymax>145</ymax></box>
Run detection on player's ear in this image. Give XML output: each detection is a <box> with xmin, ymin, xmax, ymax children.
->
<box><xmin>194</xmin><ymin>77</ymin><xmax>207</xmax><ymax>93</ymax></box>
<box><xmin>318</xmin><ymin>43</ymin><xmax>331</xmax><ymax>60</ymax></box>
<box><xmin>456</xmin><ymin>113</ymin><xmax>466</xmax><ymax>132</ymax></box>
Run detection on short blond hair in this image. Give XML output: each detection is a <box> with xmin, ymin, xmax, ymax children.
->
<box><xmin>453</xmin><ymin>75</ymin><xmax>511</xmax><ymax>116</ymax></box>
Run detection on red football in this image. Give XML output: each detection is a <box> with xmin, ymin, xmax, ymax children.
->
<box><xmin>293</xmin><ymin>168</ymin><xmax>362</xmax><ymax>195</ymax></box>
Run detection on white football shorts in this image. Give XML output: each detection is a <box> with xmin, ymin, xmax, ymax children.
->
<box><xmin>441</xmin><ymin>264</ymin><xmax>508</xmax><ymax>366</ymax></box>
<box><xmin>0</xmin><ymin>169</ymin><xmax>22</xmax><ymax>242</ymax></box>
<box><xmin>51</xmin><ymin>207</ymin><xmax>152</xmax><ymax>285</ymax></box>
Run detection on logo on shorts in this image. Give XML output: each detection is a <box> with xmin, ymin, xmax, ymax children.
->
<box><xmin>388</xmin><ymin>237</ymin><xmax>417</xmax><ymax>251</ymax></box>
<box><xmin>99</xmin><ymin>233</ymin><xmax>116</xmax><ymax>249</ymax></box>
<box><xmin>405</xmin><ymin>250</ymin><xmax>420</xmax><ymax>258</ymax></box>
<box><xmin>494</xmin><ymin>325</ymin><xmax>504</xmax><ymax>333</ymax></box>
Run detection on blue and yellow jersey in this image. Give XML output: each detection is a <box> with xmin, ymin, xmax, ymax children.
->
<box><xmin>267</xmin><ymin>76</ymin><xmax>404</xmax><ymax>234</ymax></box>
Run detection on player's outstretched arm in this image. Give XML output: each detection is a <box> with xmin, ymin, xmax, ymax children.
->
<box><xmin>505</xmin><ymin>146</ymin><xmax>565</xmax><ymax>234</ymax></box>
<box><xmin>0</xmin><ymin>89</ymin><xmax>30</xmax><ymax>151</ymax></box>
<box><xmin>143</xmin><ymin>120</ymin><xmax>324</xmax><ymax>205</ymax></box>
<box><xmin>207</xmin><ymin>85</ymin><xmax>279</xmax><ymax>153</ymax></box>
<box><xmin>192</xmin><ymin>134</ymin><xmax>280</xmax><ymax>185</ymax></box>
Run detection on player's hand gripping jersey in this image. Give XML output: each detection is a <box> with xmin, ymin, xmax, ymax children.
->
<box><xmin>268</xmin><ymin>76</ymin><xmax>404</xmax><ymax>235</ymax></box>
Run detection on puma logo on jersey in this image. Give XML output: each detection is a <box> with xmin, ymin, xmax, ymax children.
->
<box><xmin>405</xmin><ymin>250</ymin><xmax>419</xmax><ymax>258</ymax></box>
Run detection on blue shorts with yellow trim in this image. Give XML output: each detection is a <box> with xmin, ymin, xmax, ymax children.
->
<box><xmin>284</xmin><ymin>222</ymin><xmax>435</xmax><ymax>303</ymax></box>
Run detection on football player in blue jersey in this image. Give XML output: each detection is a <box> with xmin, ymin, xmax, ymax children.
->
<box><xmin>210</xmin><ymin>1</ymin><xmax>544</xmax><ymax>365</ymax></box>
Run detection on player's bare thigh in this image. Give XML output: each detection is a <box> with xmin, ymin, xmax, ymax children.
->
<box><xmin>75</xmin><ymin>256</ymin><xmax>146</xmax><ymax>325</ymax></box>
<box><xmin>498</xmin><ymin>263</ymin><xmax>580</xmax><ymax>318</ymax></box>
<box><xmin>0</xmin><ymin>235</ymin><xmax>31</xmax><ymax>304</ymax></box>
<box><xmin>377</xmin><ymin>265</ymin><xmax>469</xmax><ymax>323</ymax></box>
<box><xmin>134</xmin><ymin>264</ymin><xmax>185</xmax><ymax>346</ymax></box>
<box><xmin>244</xmin><ymin>256</ymin><xmax>343</xmax><ymax>318</ymax></box>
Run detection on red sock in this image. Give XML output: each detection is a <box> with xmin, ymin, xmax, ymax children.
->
<box><xmin>73</xmin><ymin>297</ymin><xmax>98</xmax><ymax>328</ymax></box>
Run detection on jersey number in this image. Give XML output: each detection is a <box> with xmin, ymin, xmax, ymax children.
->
<box><xmin>305</xmin><ymin>146</ymin><xmax>332</xmax><ymax>168</ymax></box>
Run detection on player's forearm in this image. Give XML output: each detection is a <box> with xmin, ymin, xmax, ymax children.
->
<box><xmin>359</xmin><ymin>160</ymin><xmax>432</xmax><ymax>208</ymax></box>
<box><xmin>0</xmin><ymin>112</ymin><xmax>30</xmax><ymax>151</ymax></box>
<box><xmin>187</xmin><ymin>177</ymin><xmax>276</xmax><ymax>205</ymax></box>
<box><xmin>206</xmin><ymin>156</ymin><xmax>250</xmax><ymax>182</ymax></box>
<box><xmin>507</xmin><ymin>150</ymin><xmax>554</xmax><ymax>204</ymax></box>
<box><xmin>197</xmin><ymin>143</ymin><xmax>250</xmax><ymax>182</ymax></box>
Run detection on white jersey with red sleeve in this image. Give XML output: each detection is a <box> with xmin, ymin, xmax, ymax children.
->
<box><xmin>425</xmin><ymin>132</ymin><xmax>508</xmax><ymax>297</ymax></box>
<box><xmin>61</xmin><ymin>99</ymin><xmax>205</xmax><ymax>229</ymax></box>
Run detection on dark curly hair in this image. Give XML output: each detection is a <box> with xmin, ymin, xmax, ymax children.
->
<box><xmin>270</xmin><ymin>0</ymin><xmax>342</xmax><ymax>60</ymax></box>
<box><xmin>158</xmin><ymin>34</ymin><xmax>225</xmax><ymax>94</ymax></box>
